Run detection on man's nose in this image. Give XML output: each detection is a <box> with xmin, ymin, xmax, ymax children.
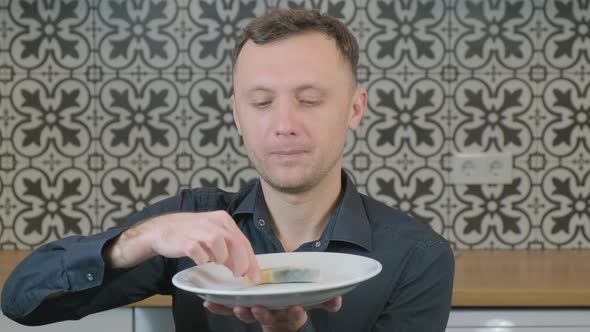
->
<box><xmin>273</xmin><ymin>98</ymin><xmax>299</xmax><ymax>136</ymax></box>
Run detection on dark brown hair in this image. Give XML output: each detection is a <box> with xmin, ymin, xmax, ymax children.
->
<box><xmin>233</xmin><ymin>8</ymin><xmax>359</xmax><ymax>83</ymax></box>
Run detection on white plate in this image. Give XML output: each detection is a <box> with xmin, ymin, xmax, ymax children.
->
<box><xmin>172</xmin><ymin>252</ymin><xmax>382</xmax><ymax>310</ymax></box>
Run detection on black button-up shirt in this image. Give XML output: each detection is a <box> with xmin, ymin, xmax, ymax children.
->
<box><xmin>2</xmin><ymin>171</ymin><xmax>454</xmax><ymax>331</ymax></box>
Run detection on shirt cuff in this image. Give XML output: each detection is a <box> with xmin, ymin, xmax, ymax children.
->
<box><xmin>63</xmin><ymin>226</ymin><xmax>128</xmax><ymax>292</ymax></box>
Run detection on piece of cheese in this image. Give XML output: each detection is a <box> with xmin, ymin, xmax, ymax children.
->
<box><xmin>245</xmin><ymin>266</ymin><xmax>321</xmax><ymax>285</ymax></box>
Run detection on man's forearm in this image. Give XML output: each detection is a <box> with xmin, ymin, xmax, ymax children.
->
<box><xmin>103</xmin><ymin>218</ymin><xmax>158</xmax><ymax>269</ymax></box>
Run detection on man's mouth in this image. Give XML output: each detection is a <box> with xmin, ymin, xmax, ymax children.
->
<box><xmin>268</xmin><ymin>149</ymin><xmax>310</xmax><ymax>163</ymax></box>
<box><xmin>270</xmin><ymin>149</ymin><xmax>308</xmax><ymax>155</ymax></box>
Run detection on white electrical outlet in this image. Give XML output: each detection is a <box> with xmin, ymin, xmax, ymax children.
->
<box><xmin>450</xmin><ymin>153</ymin><xmax>513</xmax><ymax>184</ymax></box>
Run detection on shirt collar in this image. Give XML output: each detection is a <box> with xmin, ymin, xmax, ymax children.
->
<box><xmin>329</xmin><ymin>171</ymin><xmax>373</xmax><ymax>251</ymax></box>
<box><xmin>231</xmin><ymin>181</ymin><xmax>258</xmax><ymax>216</ymax></box>
<box><xmin>231</xmin><ymin>170</ymin><xmax>373</xmax><ymax>252</ymax></box>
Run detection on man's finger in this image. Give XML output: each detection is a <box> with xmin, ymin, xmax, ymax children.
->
<box><xmin>250</xmin><ymin>305</ymin><xmax>273</xmax><ymax>324</ymax></box>
<box><xmin>287</xmin><ymin>305</ymin><xmax>306</xmax><ymax>321</ymax></box>
<box><xmin>187</xmin><ymin>242</ymin><xmax>210</xmax><ymax>265</ymax></box>
<box><xmin>305</xmin><ymin>296</ymin><xmax>343</xmax><ymax>312</ymax></box>
<box><xmin>322</xmin><ymin>296</ymin><xmax>342</xmax><ymax>312</ymax></box>
<box><xmin>229</xmin><ymin>236</ymin><xmax>250</xmax><ymax>277</ymax></box>
<box><xmin>224</xmin><ymin>215</ymin><xmax>260</xmax><ymax>281</ymax></box>
<box><xmin>208</xmin><ymin>231</ymin><xmax>230</xmax><ymax>265</ymax></box>
<box><xmin>233</xmin><ymin>306</ymin><xmax>257</xmax><ymax>323</ymax></box>
<box><xmin>203</xmin><ymin>301</ymin><xmax>233</xmax><ymax>316</ymax></box>
<box><xmin>244</xmin><ymin>241</ymin><xmax>260</xmax><ymax>283</ymax></box>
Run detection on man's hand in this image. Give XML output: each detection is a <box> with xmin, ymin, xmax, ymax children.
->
<box><xmin>203</xmin><ymin>296</ymin><xmax>342</xmax><ymax>332</ymax></box>
<box><xmin>103</xmin><ymin>211</ymin><xmax>260</xmax><ymax>282</ymax></box>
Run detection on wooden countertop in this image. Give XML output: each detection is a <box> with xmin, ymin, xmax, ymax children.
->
<box><xmin>2</xmin><ymin>250</ymin><xmax>589</xmax><ymax>307</ymax></box>
<box><xmin>452</xmin><ymin>250</ymin><xmax>590</xmax><ymax>307</ymax></box>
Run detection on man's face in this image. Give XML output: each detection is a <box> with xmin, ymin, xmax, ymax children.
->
<box><xmin>232</xmin><ymin>31</ymin><xmax>366</xmax><ymax>194</ymax></box>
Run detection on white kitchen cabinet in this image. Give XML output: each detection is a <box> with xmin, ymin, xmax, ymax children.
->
<box><xmin>4</xmin><ymin>308</ymin><xmax>590</xmax><ymax>331</ymax></box>
<box><xmin>447</xmin><ymin>309</ymin><xmax>590</xmax><ymax>332</ymax></box>
<box><xmin>446</xmin><ymin>326</ymin><xmax>590</xmax><ymax>332</ymax></box>
<box><xmin>134</xmin><ymin>307</ymin><xmax>174</xmax><ymax>332</ymax></box>
<box><xmin>447</xmin><ymin>329</ymin><xmax>590</xmax><ymax>332</ymax></box>
<box><xmin>0</xmin><ymin>308</ymin><xmax>132</xmax><ymax>332</ymax></box>
<box><xmin>133</xmin><ymin>308</ymin><xmax>590</xmax><ymax>332</ymax></box>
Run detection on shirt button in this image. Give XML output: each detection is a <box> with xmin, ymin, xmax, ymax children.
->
<box><xmin>314</xmin><ymin>241</ymin><xmax>321</xmax><ymax>248</ymax></box>
<box><xmin>86</xmin><ymin>273</ymin><xmax>94</xmax><ymax>282</ymax></box>
<box><xmin>258</xmin><ymin>219</ymin><xmax>265</xmax><ymax>226</ymax></box>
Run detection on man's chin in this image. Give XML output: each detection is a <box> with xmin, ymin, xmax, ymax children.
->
<box><xmin>262</xmin><ymin>174</ymin><xmax>315</xmax><ymax>194</ymax></box>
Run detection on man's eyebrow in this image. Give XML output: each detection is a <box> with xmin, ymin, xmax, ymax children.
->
<box><xmin>243</xmin><ymin>84</ymin><xmax>329</xmax><ymax>96</ymax></box>
<box><xmin>294</xmin><ymin>84</ymin><xmax>328</xmax><ymax>95</ymax></box>
<box><xmin>245</xmin><ymin>86</ymin><xmax>273</xmax><ymax>95</ymax></box>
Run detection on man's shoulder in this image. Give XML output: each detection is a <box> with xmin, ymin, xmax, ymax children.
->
<box><xmin>359</xmin><ymin>193</ymin><xmax>447</xmax><ymax>248</ymax></box>
<box><xmin>358</xmin><ymin>194</ymin><xmax>453</xmax><ymax>281</ymax></box>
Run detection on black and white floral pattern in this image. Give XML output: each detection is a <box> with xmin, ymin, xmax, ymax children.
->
<box><xmin>97</xmin><ymin>0</ymin><xmax>179</xmax><ymax>69</ymax></box>
<box><xmin>8</xmin><ymin>0</ymin><xmax>90</xmax><ymax>69</ymax></box>
<box><xmin>0</xmin><ymin>0</ymin><xmax>589</xmax><ymax>249</ymax></box>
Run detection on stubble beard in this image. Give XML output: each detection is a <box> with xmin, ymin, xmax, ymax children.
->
<box><xmin>248</xmin><ymin>150</ymin><xmax>341</xmax><ymax>195</ymax></box>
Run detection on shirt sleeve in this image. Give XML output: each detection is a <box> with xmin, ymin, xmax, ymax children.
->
<box><xmin>1</xmin><ymin>189</ymin><xmax>194</xmax><ymax>326</ymax></box>
<box><xmin>298</xmin><ymin>317</ymin><xmax>317</xmax><ymax>332</ymax></box>
<box><xmin>371</xmin><ymin>239</ymin><xmax>455</xmax><ymax>332</ymax></box>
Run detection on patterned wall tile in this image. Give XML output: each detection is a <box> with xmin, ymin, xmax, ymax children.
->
<box><xmin>522</xmin><ymin>185</ymin><xmax>554</xmax><ymax>249</ymax></box>
<box><xmin>187</xmin><ymin>75</ymin><xmax>244</xmax><ymax>158</ymax></box>
<box><xmin>366</xmin><ymin>76</ymin><xmax>447</xmax><ymax>158</ymax></box>
<box><xmin>0</xmin><ymin>185</ymin><xmax>26</xmax><ymax>250</ymax></box>
<box><xmin>0</xmin><ymin>146</ymin><xmax>5</xmax><ymax>247</ymax></box>
<box><xmin>451</xmin><ymin>77</ymin><xmax>534</xmax><ymax>155</ymax></box>
<box><xmin>10</xmin><ymin>77</ymin><xmax>93</xmax><ymax>160</ymax></box>
<box><xmin>0</xmin><ymin>137</ymin><xmax>26</xmax><ymax>184</ymax></box>
<box><xmin>366</xmin><ymin>164</ymin><xmax>447</xmax><ymax>235</ymax></box>
<box><xmin>208</xmin><ymin>144</ymin><xmax>251</xmax><ymax>178</ymax></box>
<box><xmin>451</xmin><ymin>168</ymin><xmax>534</xmax><ymax>249</ymax></box>
<box><xmin>342</xmin><ymin>140</ymin><xmax>386</xmax><ymax>193</ymax></box>
<box><xmin>96</xmin><ymin>77</ymin><xmax>182</xmax><ymax>163</ymax></box>
<box><xmin>11</xmin><ymin>166</ymin><xmax>93</xmax><ymax>247</ymax></box>
<box><xmin>1</xmin><ymin>74</ymin><xmax>23</xmax><ymax>142</ymax></box>
<box><xmin>523</xmin><ymin>0</ymin><xmax>557</xmax><ymax>78</ymax></box>
<box><xmin>453</xmin><ymin>0</ymin><xmax>536</xmax><ymax>73</ymax></box>
<box><xmin>541</xmin><ymin>77</ymin><xmax>590</xmax><ymax>159</ymax></box>
<box><xmin>0</xmin><ymin>7</ymin><xmax>8</xmax><ymax>92</ymax></box>
<box><xmin>7</xmin><ymin>0</ymin><xmax>94</xmax><ymax>76</ymax></box>
<box><xmin>342</xmin><ymin>4</ymin><xmax>379</xmax><ymax>52</ymax></box>
<box><xmin>1</xmin><ymin>0</ymin><xmax>589</xmax><ymax>249</ymax></box>
<box><xmin>188</xmin><ymin>0</ymin><xmax>267</xmax><ymax>73</ymax></box>
<box><xmin>365</xmin><ymin>0</ymin><xmax>448</xmax><ymax>72</ymax></box>
<box><xmin>277</xmin><ymin>0</ymin><xmax>358</xmax><ymax>24</ymax></box>
<box><xmin>542</xmin><ymin>0</ymin><xmax>590</xmax><ymax>72</ymax></box>
<box><xmin>97</xmin><ymin>165</ymin><xmax>181</xmax><ymax>231</ymax></box>
<box><xmin>96</xmin><ymin>0</ymin><xmax>180</xmax><ymax>71</ymax></box>
<box><xmin>541</xmin><ymin>166</ymin><xmax>590</xmax><ymax>248</ymax></box>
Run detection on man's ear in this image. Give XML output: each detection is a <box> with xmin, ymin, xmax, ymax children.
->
<box><xmin>348</xmin><ymin>88</ymin><xmax>368</xmax><ymax>130</ymax></box>
<box><xmin>231</xmin><ymin>94</ymin><xmax>242</xmax><ymax>135</ymax></box>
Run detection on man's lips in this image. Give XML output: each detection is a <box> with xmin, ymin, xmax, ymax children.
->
<box><xmin>268</xmin><ymin>149</ymin><xmax>311</xmax><ymax>163</ymax></box>
<box><xmin>270</xmin><ymin>149</ymin><xmax>308</xmax><ymax>155</ymax></box>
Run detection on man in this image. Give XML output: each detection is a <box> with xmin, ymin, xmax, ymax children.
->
<box><xmin>2</xmin><ymin>8</ymin><xmax>454</xmax><ymax>332</ymax></box>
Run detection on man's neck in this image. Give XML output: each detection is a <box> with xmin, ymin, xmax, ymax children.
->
<box><xmin>260</xmin><ymin>168</ymin><xmax>343</xmax><ymax>252</ymax></box>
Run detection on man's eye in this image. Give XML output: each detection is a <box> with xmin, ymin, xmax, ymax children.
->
<box><xmin>252</xmin><ymin>101</ymin><xmax>271</xmax><ymax>108</ymax></box>
<box><xmin>300</xmin><ymin>99</ymin><xmax>319</xmax><ymax>106</ymax></box>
